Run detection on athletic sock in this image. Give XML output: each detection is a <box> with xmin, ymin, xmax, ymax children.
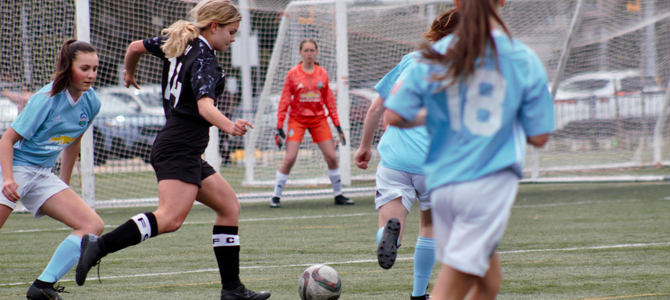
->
<box><xmin>213</xmin><ymin>226</ymin><xmax>241</xmax><ymax>290</ymax></box>
<box><xmin>273</xmin><ymin>171</ymin><xmax>290</xmax><ymax>198</ymax></box>
<box><xmin>376</xmin><ymin>227</ymin><xmax>384</xmax><ymax>244</ymax></box>
<box><xmin>37</xmin><ymin>234</ymin><xmax>81</xmax><ymax>283</ymax></box>
<box><xmin>412</xmin><ymin>236</ymin><xmax>436</xmax><ymax>297</ymax></box>
<box><xmin>32</xmin><ymin>279</ymin><xmax>53</xmax><ymax>289</ymax></box>
<box><xmin>328</xmin><ymin>168</ymin><xmax>342</xmax><ymax>196</ymax></box>
<box><xmin>98</xmin><ymin>212</ymin><xmax>158</xmax><ymax>256</ymax></box>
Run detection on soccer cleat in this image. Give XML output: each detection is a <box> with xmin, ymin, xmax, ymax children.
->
<box><xmin>334</xmin><ymin>194</ymin><xmax>354</xmax><ymax>205</ymax></box>
<box><xmin>220</xmin><ymin>284</ymin><xmax>271</xmax><ymax>300</ymax></box>
<box><xmin>76</xmin><ymin>234</ymin><xmax>103</xmax><ymax>286</ymax></box>
<box><xmin>411</xmin><ymin>294</ymin><xmax>430</xmax><ymax>300</ymax></box>
<box><xmin>270</xmin><ymin>196</ymin><xmax>281</xmax><ymax>208</ymax></box>
<box><xmin>378</xmin><ymin>218</ymin><xmax>401</xmax><ymax>269</ymax></box>
<box><xmin>26</xmin><ymin>283</ymin><xmax>66</xmax><ymax>300</ymax></box>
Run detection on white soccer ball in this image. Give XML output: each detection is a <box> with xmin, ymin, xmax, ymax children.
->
<box><xmin>298</xmin><ymin>264</ymin><xmax>342</xmax><ymax>300</ymax></box>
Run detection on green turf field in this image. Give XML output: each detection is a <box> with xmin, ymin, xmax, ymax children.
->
<box><xmin>2</xmin><ymin>182</ymin><xmax>670</xmax><ymax>299</ymax></box>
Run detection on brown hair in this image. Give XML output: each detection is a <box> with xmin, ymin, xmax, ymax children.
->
<box><xmin>419</xmin><ymin>0</ymin><xmax>511</xmax><ymax>85</ymax></box>
<box><xmin>298</xmin><ymin>39</ymin><xmax>320</xmax><ymax>66</ymax></box>
<box><xmin>51</xmin><ymin>39</ymin><xmax>97</xmax><ymax>97</ymax></box>
<box><xmin>423</xmin><ymin>8</ymin><xmax>461</xmax><ymax>43</ymax></box>
<box><xmin>161</xmin><ymin>0</ymin><xmax>241</xmax><ymax>58</ymax></box>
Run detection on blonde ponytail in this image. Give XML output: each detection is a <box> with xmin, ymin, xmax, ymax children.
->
<box><xmin>161</xmin><ymin>20</ymin><xmax>199</xmax><ymax>59</ymax></box>
<box><xmin>159</xmin><ymin>0</ymin><xmax>240</xmax><ymax>58</ymax></box>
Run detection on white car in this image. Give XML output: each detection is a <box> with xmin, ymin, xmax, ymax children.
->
<box><xmin>554</xmin><ymin>70</ymin><xmax>664</xmax><ymax>101</ymax></box>
<box><xmin>0</xmin><ymin>97</ymin><xmax>19</xmax><ymax>136</ymax></box>
<box><xmin>98</xmin><ymin>85</ymin><xmax>165</xmax><ymax>116</ymax></box>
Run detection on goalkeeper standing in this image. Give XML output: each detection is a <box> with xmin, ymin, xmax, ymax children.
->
<box><xmin>270</xmin><ymin>39</ymin><xmax>351</xmax><ymax>208</ymax></box>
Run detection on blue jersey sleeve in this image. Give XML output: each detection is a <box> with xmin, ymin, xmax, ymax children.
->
<box><xmin>375</xmin><ymin>53</ymin><xmax>419</xmax><ymax>100</ymax></box>
<box><xmin>384</xmin><ymin>64</ymin><xmax>426</xmax><ymax>122</ymax></box>
<box><xmin>143</xmin><ymin>36</ymin><xmax>166</xmax><ymax>60</ymax></box>
<box><xmin>520</xmin><ymin>52</ymin><xmax>555</xmax><ymax>137</ymax></box>
<box><xmin>11</xmin><ymin>92</ymin><xmax>52</xmax><ymax>140</ymax></box>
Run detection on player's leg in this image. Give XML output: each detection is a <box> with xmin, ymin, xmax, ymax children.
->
<box><xmin>375</xmin><ymin>164</ymin><xmax>416</xmax><ymax>269</ymax></box>
<box><xmin>272</xmin><ymin>118</ymin><xmax>306</xmax><ymax>207</ymax></box>
<box><xmin>312</xmin><ymin>117</ymin><xmax>352</xmax><ymax>205</ymax></box>
<box><xmin>197</xmin><ymin>172</ymin><xmax>271</xmax><ymax>300</ymax></box>
<box><xmin>464</xmin><ymin>252</ymin><xmax>502</xmax><ymax>300</ymax></box>
<box><xmin>412</xmin><ymin>174</ymin><xmax>435</xmax><ymax>300</ymax></box>
<box><xmin>430</xmin><ymin>170</ymin><xmax>518</xmax><ymax>300</ymax></box>
<box><xmin>26</xmin><ymin>186</ymin><xmax>104</xmax><ymax>300</ymax></box>
<box><xmin>76</xmin><ymin>179</ymin><xmax>199</xmax><ymax>286</ymax></box>
<box><xmin>0</xmin><ymin>203</ymin><xmax>12</xmax><ymax>229</ymax></box>
<box><xmin>272</xmin><ymin>141</ymin><xmax>300</xmax><ymax>208</ymax></box>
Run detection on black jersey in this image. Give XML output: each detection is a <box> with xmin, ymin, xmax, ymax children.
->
<box><xmin>143</xmin><ymin>36</ymin><xmax>226</xmax><ymax>156</ymax></box>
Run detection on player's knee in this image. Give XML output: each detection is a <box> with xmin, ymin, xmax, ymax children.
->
<box><xmin>217</xmin><ymin>200</ymin><xmax>240</xmax><ymax>219</ymax></box>
<box><xmin>325</xmin><ymin>157</ymin><xmax>338</xmax><ymax>168</ymax></box>
<box><xmin>162</xmin><ymin>217</ymin><xmax>186</xmax><ymax>233</ymax></box>
<box><xmin>283</xmin><ymin>156</ymin><xmax>297</xmax><ymax>168</ymax></box>
<box><xmin>90</xmin><ymin>218</ymin><xmax>105</xmax><ymax>235</ymax></box>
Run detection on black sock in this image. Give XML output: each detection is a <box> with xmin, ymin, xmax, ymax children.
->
<box><xmin>99</xmin><ymin>212</ymin><xmax>158</xmax><ymax>256</ymax></box>
<box><xmin>32</xmin><ymin>279</ymin><xmax>53</xmax><ymax>289</ymax></box>
<box><xmin>213</xmin><ymin>226</ymin><xmax>241</xmax><ymax>290</ymax></box>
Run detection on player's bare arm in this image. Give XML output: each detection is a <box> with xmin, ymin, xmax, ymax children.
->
<box><xmin>123</xmin><ymin>40</ymin><xmax>151</xmax><ymax>89</ymax></box>
<box><xmin>384</xmin><ymin>108</ymin><xmax>426</xmax><ymax>128</ymax></box>
<box><xmin>197</xmin><ymin>97</ymin><xmax>253</xmax><ymax>136</ymax></box>
<box><xmin>355</xmin><ymin>95</ymin><xmax>386</xmax><ymax>170</ymax></box>
<box><xmin>0</xmin><ymin>128</ymin><xmax>23</xmax><ymax>202</ymax></box>
<box><xmin>60</xmin><ymin>135</ymin><xmax>84</xmax><ymax>185</ymax></box>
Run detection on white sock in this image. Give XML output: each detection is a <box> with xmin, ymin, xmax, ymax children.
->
<box><xmin>328</xmin><ymin>168</ymin><xmax>342</xmax><ymax>196</ymax></box>
<box><xmin>273</xmin><ymin>171</ymin><xmax>289</xmax><ymax>197</ymax></box>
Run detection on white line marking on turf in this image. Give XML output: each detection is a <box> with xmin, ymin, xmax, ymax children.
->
<box><xmin>2</xmin><ymin>241</ymin><xmax>669</xmax><ymax>287</ymax></box>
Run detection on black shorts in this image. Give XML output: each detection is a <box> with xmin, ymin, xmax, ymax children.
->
<box><xmin>150</xmin><ymin>151</ymin><xmax>216</xmax><ymax>189</ymax></box>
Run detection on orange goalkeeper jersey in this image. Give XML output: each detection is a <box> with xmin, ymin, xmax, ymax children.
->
<box><xmin>276</xmin><ymin>64</ymin><xmax>340</xmax><ymax>128</ymax></box>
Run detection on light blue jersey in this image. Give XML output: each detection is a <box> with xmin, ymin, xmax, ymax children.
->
<box><xmin>11</xmin><ymin>83</ymin><xmax>101</xmax><ymax>167</ymax></box>
<box><xmin>385</xmin><ymin>31</ymin><xmax>554</xmax><ymax>192</ymax></box>
<box><xmin>375</xmin><ymin>52</ymin><xmax>430</xmax><ymax>175</ymax></box>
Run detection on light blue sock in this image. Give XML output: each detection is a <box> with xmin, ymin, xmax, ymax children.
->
<box><xmin>412</xmin><ymin>236</ymin><xmax>435</xmax><ymax>297</ymax></box>
<box><xmin>37</xmin><ymin>235</ymin><xmax>81</xmax><ymax>283</ymax></box>
<box><xmin>376</xmin><ymin>227</ymin><xmax>384</xmax><ymax>244</ymax></box>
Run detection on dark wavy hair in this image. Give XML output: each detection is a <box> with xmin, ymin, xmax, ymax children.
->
<box><xmin>419</xmin><ymin>0</ymin><xmax>511</xmax><ymax>86</ymax></box>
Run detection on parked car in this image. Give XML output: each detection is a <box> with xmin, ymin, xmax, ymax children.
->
<box><xmin>93</xmin><ymin>92</ymin><xmax>165</xmax><ymax>165</ymax></box>
<box><xmin>98</xmin><ymin>85</ymin><xmax>165</xmax><ymax>116</ymax></box>
<box><xmin>554</xmin><ymin>70</ymin><xmax>665</xmax><ymax>101</ymax></box>
<box><xmin>0</xmin><ymin>97</ymin><xmax>19</xmax><ymax>137</ymax></box>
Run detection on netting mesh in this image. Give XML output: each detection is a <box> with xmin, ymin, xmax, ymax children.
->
<box><xmin>2</xmin><ymin>0</ymin><xmax>670</xmax><ymax>204</ymax></box>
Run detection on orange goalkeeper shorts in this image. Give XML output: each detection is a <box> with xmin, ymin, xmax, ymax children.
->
<box><xmin>287</xmin><ymin>115</ymin><xmax>333</xmax><ymax>144</ymax></box>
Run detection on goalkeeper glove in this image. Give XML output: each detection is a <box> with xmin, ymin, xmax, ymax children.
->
<box><xmin>275</xmin><ymin>128</ymin><xmax>286</xmax><ymax>149</ymax></box>
<box><xmin>336</xmin><ymin>126</ymin><xmax>346</xmax><ymax>146</ymax></box>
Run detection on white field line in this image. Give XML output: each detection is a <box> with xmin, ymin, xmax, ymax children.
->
<box><xmin>0</xmin><ymin>199</ymin><xmax>648</xmax><ymax>234</ymax></box>
<box><xmin>2</xmin><ymin>241</ymin><xmax>670</xmax><ymax>287</ymax></box>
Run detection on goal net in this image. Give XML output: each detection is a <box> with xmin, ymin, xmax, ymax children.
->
<box><xmin>2</xmin><ymin>0</ymin><xmax>670</xmax><ymax>207</ymax></box>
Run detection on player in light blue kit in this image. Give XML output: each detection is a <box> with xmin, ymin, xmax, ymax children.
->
<box><xmin>0</xmin><ymin>40</ymin><xmax>103</xmax><ymax>300</ymax></box>
<box><xmin>354</xmin><ymin>8</ymin><xmax>459</xmax><ymax>300</ymax></box>
<box><xmin>384</xmin><ymin>0</ymin><xmax>554</xmax><ymax>299</ymax></box>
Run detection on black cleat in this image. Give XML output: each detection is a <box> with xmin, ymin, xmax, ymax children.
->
<box><xmin>378</xmin><ymin>218</ymin><xmax>401</xmax><ymax>269</ymax></box>
<box><xmin>76</xmin><ymin>234</ymin><xmax>103</xmax><ymax>286</ymax></box>
<box><xmin>411</xmin><ymin>294</ymin><xmax>430</xmax><ymax>300</ymax></box>
<box><xmin>26</xmin><ymin>283</ymin><xmax>66</xmax><ymax>300</ymax></box>
<box><xmin>270</xmin><ymin>196</ymin><xmax>281</xmax><ymax>208</ymax></box>
<box><xmin>334</xmin><ymin>194</ymin><xmax>354</xmax><ymax>205</ymax></box>
<box><xmin>220</xmin><ymin>284</ymin><xmax>271</xmax><ymax>300</ymax></box>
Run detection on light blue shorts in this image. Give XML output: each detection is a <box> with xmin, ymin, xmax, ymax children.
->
<box><xmin>430</xmin><ymin>168</ymin><xmax>519</xmax><ymax>277</ymax></box>
<box><xmin>0</xmin><ymin>165</ymin><xmax>69</xmax><ymax>218</ymax></box>
<box><xmin>375</xmin><ymin>164</ymin><xmax>430</xmax><ymax>212</ymax></box>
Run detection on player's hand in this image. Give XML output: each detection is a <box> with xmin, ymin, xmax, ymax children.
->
<box><xmin>2</xmin><ymin>179</ymin><xmax>20</xmax><ymax>202</ymax></box>
<box><xmin>227</xmin><ymin>119</ymin><xmax>254</xmax><ymax>136</ymax></box>
<box><xmin>354</xmin><ymin>147</ymin><xmax>372</xmax><ymax>170</ymax></box>
<box><xmin>336</xmin><ymin>126</ymin><xmax>346</xmax><ymax>146</ymax></box>
<box><xmin>275</xmin><ymin>129</ymin><xmax>286</xmax><ymax>149</ymax></box>
<box><xmin>123</xmin><ymin>69</ymin><xmax>140</xmax><ymax>89</ymax></box>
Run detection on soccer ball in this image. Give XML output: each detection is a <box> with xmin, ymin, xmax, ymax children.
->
<box><xmin>298</xmin><ymin>264</ymin><xmax>342</xmax><ymax>300</ymax></box>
